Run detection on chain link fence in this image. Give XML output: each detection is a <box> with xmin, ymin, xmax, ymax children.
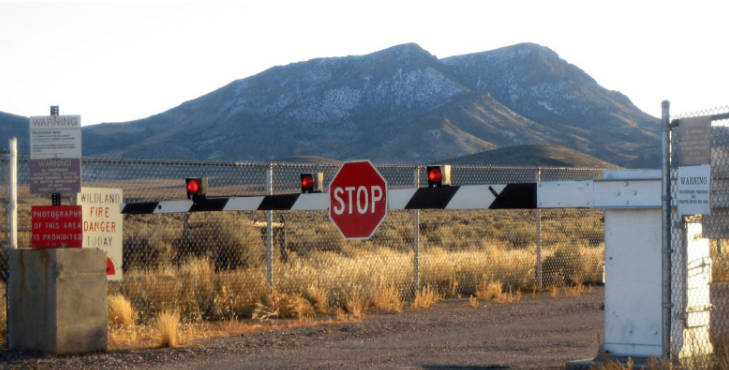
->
<box><xmin>670</xmin><ymin>105</ymin><xmax>729</xmax><ymax>361</ymax></box>
<box><xmin>0</xmin><ymin>157</ymin><xmax>605</xmax><ymax>328</ymax></box>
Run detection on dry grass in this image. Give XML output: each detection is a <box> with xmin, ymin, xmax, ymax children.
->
<box><xmin>251</xmin><ymin>302</ymin><xmax>278</xmax><ymax>322</ymax></box>
<box><xmin>549</xmin><ymin>286</ymin><xmax>560</xmax><ymax>297</ymax></box>
<box><xmin>116</xmin><ymin>240</ymin><xmax>603</xmax><ymax>327</ymax></box>
<box><xmin>565</xmin><ymin>283</ymin><xmax>585</xmax><ymax>297</ymax></box>
<box><xmin>412</xmin><ymin>285</ymin><xmax>440</xmax><ymax>309</ymax></box>
<box><xmin>345</xmin><ymin>293</ymin><xmax>366</xmax><ymax>319</ymax></box>
<box><xmin>110</xmin><ymin>317</ymin><xmax>353</xmax><ymax>350</ymax></box>
<box><xmin>277</xmin><ymin>293</ymin><xmax>316</xmax><ymax>320</ymax></box>
<box><xmin>372</xmin><ymin>284</ymin><xmax>403</xmax><ymax>313</ymax></box>
<box><xmin>98</xmin><ymin>208</ymin><xmax>607</xmax><ymax>349</ymax></box>
<box><xmin>305</xmin><ymin>285</ymin><xmax>329</xmax><ymax>313</ymax></box>
<box><xmin>108</xmin><ymin>294</ymin><xmax>136</xmax><ymax>328</ymax></box>
<box><xmin>156</xmin><ymin>310</ymin><xmax>180</xmax><ymax>348</ymax></box>
<box><xmin>476</xmin><ymin>280</ymin><xmax>503</xmax><ymax>301</ymax></box>
<box><xmin>0</xmin><ymin>282</ymin><xmax>6</xmax><ymax>347</ymax></box>
<box><xmin>493</xmin><ymin>289</ymin><xmax>522</xmax><ymax>304</ymax></box>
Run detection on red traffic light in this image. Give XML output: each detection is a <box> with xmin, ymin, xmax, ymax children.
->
<box><xmin>428</xmin><ymin>167</ymin><xmax>442</xmax><ymax>183</ymax></box>
<box><xmin>301</xmin><ymin>175</ymin><xmax>314</xmax><ymax>189</ymax></box>
<box><xmin>186</xmin><ymin>179</ymin><xmax>200</xmax><ymax>194</ymax></box>
<box><xmin>185</xmin><ymin>177</ymin><xmax>208</xmax><ymax>200</ymax></box>
<box><xmin>426</xmin><ymin>165</ymin><xmax>451</xmax><ymax>188</ymax></box>
<box><xmin>301</xmin><ymin>172</ymin><xmax>324</xmax><ymax>193</ymax></box>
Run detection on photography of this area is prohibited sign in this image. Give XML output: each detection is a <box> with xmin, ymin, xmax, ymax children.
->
<box><xmin>77</xmin><ymin>187</ymin><xmax>123</xmax><ymax>281</ymax></box>
<box><xmin>677</xmin><ymin>165</ymin><xmax>711</xmax><ymax>216</ymax></box>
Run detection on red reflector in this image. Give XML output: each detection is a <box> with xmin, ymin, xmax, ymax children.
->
<box><xmin>187</xmin><ymin>180</ymin><xmax>200</xmax><ymax>194</ymax></box>
<box><xmin>301</xmin><ymin>176</ymin><xmax>314</xmax><ymax>188</ymax></box>
<box><xmin>428</xmin><ymin>168</ymin><xmax>442</xmax><ymax>183</ymax></box>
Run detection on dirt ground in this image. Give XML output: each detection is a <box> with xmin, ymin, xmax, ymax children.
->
<box><xmin>0</xmin><ymin>287</ymin><xmax>604</xmax><ymax>369</ymax></box>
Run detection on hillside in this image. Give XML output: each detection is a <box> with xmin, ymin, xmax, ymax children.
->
<box><xmin>0</xmin><ymin>43</ymin><xmax>660</xmax><ymax>167</ymax></box>
<box><xmin>446</xmin><ymin>144</ymin><xmax>619</xmax><ymax>168</ymax></box>
<box><xmin>0</xmin><ymin>112</ymin><xmax>29</xmax><ymax>153</ymax></box>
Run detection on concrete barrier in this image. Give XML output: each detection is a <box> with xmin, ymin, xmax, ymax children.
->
<box><xmin>8</xmin><ymin>248</ymin><xmax>107</xmax><ymax>354</ymax></box>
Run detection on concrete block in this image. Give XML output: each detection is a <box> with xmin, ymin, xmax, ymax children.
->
<box><xmin>8</xmin><ymin>248</ymin><xmax>107</xmax><ymax>354</ymax></box>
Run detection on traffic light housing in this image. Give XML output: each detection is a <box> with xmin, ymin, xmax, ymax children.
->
<box><xmin>301</xmin><ymin>172</ymin><xmax>324</xmax><ymax>193</ymax></box>
<box><xmin>427</xmin><ymin>165</ymin><xmax>451</xmax><ymax>188</ymax></box>
<box><xmin>186</xmin><ymin>177</ymin><xmax>208</xmax><ymax>200</ymax></box>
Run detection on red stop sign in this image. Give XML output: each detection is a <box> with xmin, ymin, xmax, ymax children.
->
<box><xmin>329</xmin><ymin>161</ymin><xmax>388</xmax><ymax>240</ymax></box>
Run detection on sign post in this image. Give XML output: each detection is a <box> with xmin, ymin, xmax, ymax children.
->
<box><xmin>328</xmin><ymin>161</ymin><xmax>388</xmax><ymax>240</ymax></box>
<box><xmin>77</xmin><ymin>187</ymin><xmax>123</xmax><ymax>280</ymax></box>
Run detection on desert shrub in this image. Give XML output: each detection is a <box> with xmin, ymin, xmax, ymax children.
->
<box><xmin>506</xmin><ymin>227</ymin><xmax>534</xmax><ymax>249</ymax></box>
<box><xmin>173</xmin><ymin>213</ymin><xmax>263</xmax><ymax>271</ymax></box>
<box><xmin>156</xmin><ymin>310</ymin><xmax>180</xmax><ymax>347</ymax></box>
<box><xmin>108</xmin><ymin>294</ymin><xmax>136</xmax><ymax>328</ymax></box>
<box><xmin>542</xmin><ymin>245</ymin><xmax>583</xmax><ymax>286</ymax></box>
<box><xmin>124</xmin><ymin>233</ymin><xmax>175</xmax><ymax>271</ymax></box>
<box><xmin>542</xmin><ymin>243</ymin><xmax>602</xmax><ymax>286</ymax></box>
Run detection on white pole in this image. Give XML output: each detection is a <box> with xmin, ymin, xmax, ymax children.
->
<box><xmin>8</xmin><ymin>138</ymin><xmax>17</xmax><ymax>249</ymax></box>
<box><xmin>266</xmin><ymin>163</ymin><xmax>274</xmax><ymax>294</ymax></box>
<box><xmin>413</xmin><ymin>166</ymin><xmax>420</xmax><ymax>294</ymax></box>
<box><xmin>536</xmin><ymin>168</ymin><xmax>542</xmax><ymax>289</ymax></box>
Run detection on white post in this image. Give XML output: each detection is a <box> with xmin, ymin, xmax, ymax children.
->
<box><xmin>413</xmin><ymin>166</ymin><xmax>420</xmax><ymax>294</ymax></box>
<box><xmin>536</xmin><ymin>168</ymin><xmax>542</xmax><ymax>289</ymax></box>
<box><xmin>266</xmin><ymin>163</ymin><xmax>274</xmax><ymax>294</ymax></box>
<box><xmin>8</xmin><ymin>138</ymin><xmax>17</xmax><ymax>249</ymax></box>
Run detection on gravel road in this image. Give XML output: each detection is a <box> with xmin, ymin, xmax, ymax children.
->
<box><xmin>1</xmin><ymin>287</ymin><xmax>604</xmax><ymax>369</ymax></box>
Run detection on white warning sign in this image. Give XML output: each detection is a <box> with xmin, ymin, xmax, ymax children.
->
<box><xmin>677</xmin><ymin>165</ymin><xmax>711</xmax><ymax>216</ymax></box>
<box><xmin>77</xmin><ymin>187</ymin><xmax>123</xmax><ymax>281</ymax></box>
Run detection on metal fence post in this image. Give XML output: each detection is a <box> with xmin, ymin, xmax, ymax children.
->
<box><xmin>413</xmin><ymin>166</ymin><xmax>420</xmax><ymax>295</ymax></box>
<box><xmin>660</xmin><ymin>100</ymin><xmax>672</xmax><ymax>359</ymax></box>
<box><xmin>8</xmin><ymin>138</ymin><xmax>17</xmax><ymax>249</ymax></box>
<box><xmin>536</xmin><ymin>168</ymin><xmax>542</xmax><ymax>289</ymax></box>
<box><xmin>266</xmin><ymin>162</ymin><xmax>274</xmax><ymax>294</ymax></box>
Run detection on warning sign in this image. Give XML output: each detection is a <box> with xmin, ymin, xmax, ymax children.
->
<box><xmin>31</xmin><ymin>205</ymin><xmax>83</xmax><ymax>248</ymax></box>
<box><xmin>29</xmin><ymin>115</ymin><xmax>82</xmax><ymax>195</ymax></box>
<box><xmin>77</xmin><ymin>187</ymin><xmax>123</xmax><ymax>281</ymax></box>
<box><xmin>677</xmin><ymin>165</ymin><xmax>711</xmax><ymax>216</ymax></box>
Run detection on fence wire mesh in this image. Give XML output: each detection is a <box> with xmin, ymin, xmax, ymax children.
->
<box><xmin>670</xmin><ymin>105</ymin><xmax>729</xmax><ymax>362</ymax></box>
<box><xmin>0</xmin><ymin>157</ymin><xmax>606</xmax><ymax>332</ymax></box>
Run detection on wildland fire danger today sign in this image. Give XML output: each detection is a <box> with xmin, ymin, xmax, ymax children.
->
<box><xmin>329</xmin><ymin>161</ymin><xmax>388</xmax><ymax>240</ymax></box>
<box><xmin>29</xmin><ymin>115</ymin><xmax>82</xmax><ymax>195</ymax></box>
<box><xmin>77</xmin><ymin>187</ymin><xmax>123</xmax><ymax>280</ymax></box>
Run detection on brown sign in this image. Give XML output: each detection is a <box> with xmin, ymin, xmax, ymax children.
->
<box><xmin>679</xmin><ymin>116</ymin><xmax>711</xmax><ymax>166</ymax></box>
<box><xmin>30</xmin><ymin>158</ymin><xmax>81</xmax><ymax>195</ymax></box>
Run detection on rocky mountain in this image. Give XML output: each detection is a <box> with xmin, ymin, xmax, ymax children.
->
<box><xmin>0</xmin><ymin>43</ymin><xmax>660</xmax><ymax>167</ymax></box>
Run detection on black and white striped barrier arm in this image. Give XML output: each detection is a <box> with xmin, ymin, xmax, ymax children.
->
<box><xmin>121</xmin><ymin>183</ymin><xmax>537</xmax><ymax>214</ymax></box>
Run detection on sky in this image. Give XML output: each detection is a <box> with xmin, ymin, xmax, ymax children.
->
<box><xmin>1</xmin><ymin>0</ymin><xmax>728</xmax><ymax>126</ymax></box>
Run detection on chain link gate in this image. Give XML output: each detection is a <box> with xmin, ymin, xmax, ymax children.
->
<box><xmin>667</xmin><ymin>104</ymin><xmax>729</xmax><ymax>362</ymax></box>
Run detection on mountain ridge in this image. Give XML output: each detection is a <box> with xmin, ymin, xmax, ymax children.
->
<box><xmin>0</xmin><ymin>42</ymin><xmax>660</xmax><ymax>167</ymax></box>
